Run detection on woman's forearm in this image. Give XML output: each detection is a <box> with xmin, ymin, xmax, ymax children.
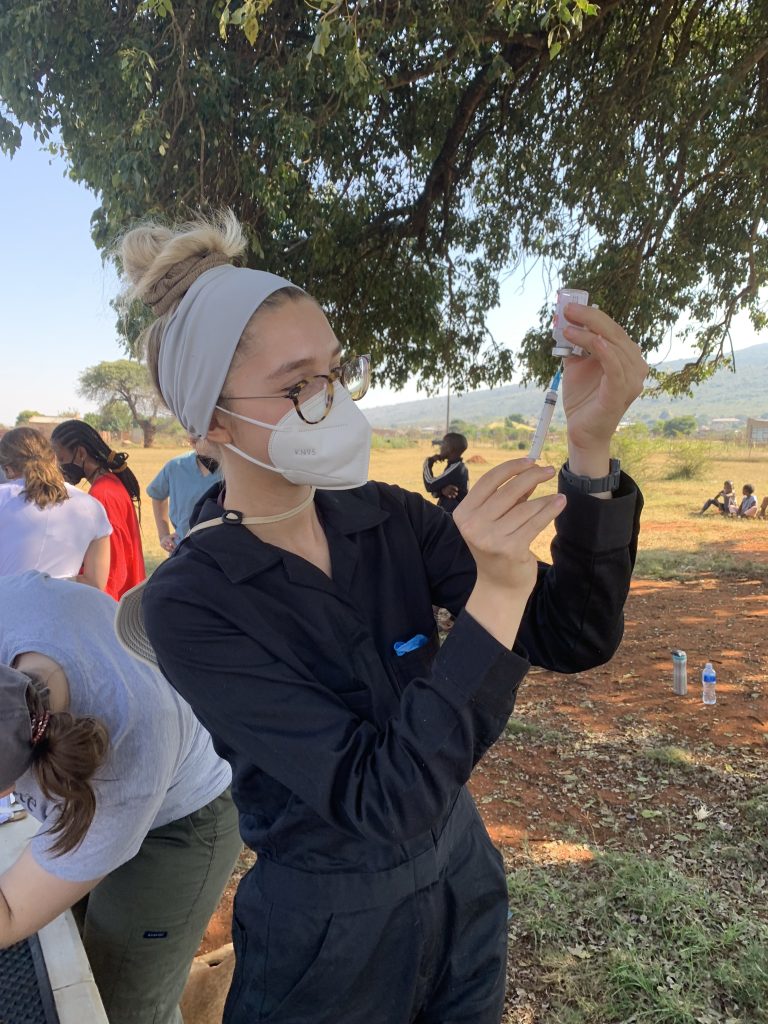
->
<box><xmin>0</xmin><ymin>884</ymin><xmax>14</xmax><ymax>948</ymax></box>
<box><xmin>0</xmin><ymin>849</ymin><xmax>100</xmax><ymax>948</ymax></box>
<box><xmin>151</xmin><ymin>497</ymin><xmax>174</xmax><ymax>541</ymax></box>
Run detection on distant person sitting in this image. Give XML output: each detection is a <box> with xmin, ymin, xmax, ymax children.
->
<box><xmin>758</xmin><ymin>496</ymin><xmax>768</xmax><ymax>519</ymax></box>
<box><xmin>698</xmin><ymin>480</ymin><xmax>736</xmax><ymax>516</ymax></box>
<box><xmin>732</xmin><ymin>483</ymin><xmax>758</xmax><ymax>518</ymax></box>
<box><xmin>422</xmin><ymin>432</ymin><xmax>469</xmax><ymax>514</ymax></box>
<box><xmin>146</xmin><ymin>435</ymin><xmax>221</xmax><ymax>553</ymax></box>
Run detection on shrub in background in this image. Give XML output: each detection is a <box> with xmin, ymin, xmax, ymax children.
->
<box><xmin>665</xmin><ymin>439</ymin><xmax>712</xmax><ymax>480</ymax></box>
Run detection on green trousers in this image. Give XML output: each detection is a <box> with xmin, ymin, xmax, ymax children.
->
<box><xmin>79</xmin><ymin>789</ymin><xmax>242</xmax><ymax>1024</ymax></box>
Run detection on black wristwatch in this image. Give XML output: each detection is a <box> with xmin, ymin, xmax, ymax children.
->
<box><xmin>561</xmin><ymin>458</ymin><xmax>621</xmax><ymax>494</ymax></box>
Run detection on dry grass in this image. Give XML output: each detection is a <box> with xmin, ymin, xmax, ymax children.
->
<box><xmin>128</xmin><ymin>438</ymin><xmax>768</xmax><ymax>578</ymax></box>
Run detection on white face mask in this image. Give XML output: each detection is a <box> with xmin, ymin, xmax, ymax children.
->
<box><xmin>215</xmin><ymin>386</ymin><xmax>372</xmax><ymax>490</ymax></box>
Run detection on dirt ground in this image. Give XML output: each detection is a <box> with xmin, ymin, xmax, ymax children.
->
<box><xmin>476</xmin><ymin>573</ymin><xmax>768</xmax><ymax>852</ymax></box>
<box><xmin>199</xmin><ymin>569</ymin><xmax>768</xmax><ymax>966</ymax></box>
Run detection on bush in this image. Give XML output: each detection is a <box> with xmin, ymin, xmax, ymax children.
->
<box><xmin>665</xmin><ymin>440</ymin><xmax>712</xmax><ymax>480</ymax></box>
<box><xmin>153</xmin><ymin>418</ymin><xmax>189</xmax><ymax>445</ymax></box>
<box><xmin>610</xmin><ymin>425</ymin><xmax>657</xmax><ymax>480</ymax></box>
<box><xmin>370</xmin><ymin>433</ymin><xmax>416</xmax><ymax>449</ymax></box>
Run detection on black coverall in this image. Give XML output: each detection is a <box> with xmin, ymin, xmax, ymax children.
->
<box><xmin>143</xmin><ymin>472</ymin><xmax>643</xmax><ymax>1024</ymax></box>
<box><xmin>422</xmin><ymin>457</ymin><xmax>469</xmax><ymax>514</ymax></box>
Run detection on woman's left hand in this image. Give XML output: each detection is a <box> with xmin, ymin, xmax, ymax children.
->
<box><xmin>560</xmin><ymin>304</ymin><xmax>648</xmax><ymax>455</ymax></box>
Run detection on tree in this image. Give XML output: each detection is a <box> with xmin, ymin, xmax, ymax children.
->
<box><xmin>1</xmin><ymin>2</ymin><xmax>766</xmax><ymax>395</ymax></box>
<box><xmin>659</xmin><ymin>414</ymin><xmax>698</xmax><ymax>436</ymax></box>
<box><xmin>84</xmin><ymin>400</ymin><xmax>135</xmax><ymax>434</ymax></box>
<box><xmin>15</xmin><ymin>410</ymin><xmax>42</xmax><ymax>425</ymax></box>
<box><xmin>78</xmin><ymin>360</ymin><xmax>163</xmax><ymax>447</ymax></box>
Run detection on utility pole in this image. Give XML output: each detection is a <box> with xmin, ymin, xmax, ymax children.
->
<box><xmin>445</xmin><ymin>379</ymin><xmax>451</xmax><ymax>433</ymax></box>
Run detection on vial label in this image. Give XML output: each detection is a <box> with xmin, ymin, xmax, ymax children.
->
<box><xmin>552</xmin><ymin>288</ymin><xmax>589</xmax><ymax>356</ymax></box>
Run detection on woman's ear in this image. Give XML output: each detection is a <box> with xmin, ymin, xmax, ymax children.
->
<box><xmin>205</xmin><ymin>411</ymin><xmax>234</xmax><ymax>446</ymax></box>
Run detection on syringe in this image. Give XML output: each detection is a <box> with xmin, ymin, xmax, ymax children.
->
<box><xmin>528</xmin><ymin>365</ymin><xmax>563</xmax><ymax>461</ymax></box>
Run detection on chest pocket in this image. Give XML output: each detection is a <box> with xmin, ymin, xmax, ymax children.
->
<box><xmin>389</xmin><ymin>632</ymin><xmax>441</xmax><ymax>696</ymax></box>
<box><xmin>340</xmin><ymin>634</ymin><xmax>398</xmax><ymax>723</ymax></box>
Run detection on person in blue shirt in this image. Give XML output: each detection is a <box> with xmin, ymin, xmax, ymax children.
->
<box><xmin>146</xmin><ymin>435</ymin><xmax>221</xmax><ymax>552</ymax></box>
<box><xmin>115</xmin><ymin>210</ymin><xmax>647</xmax><ymax>1024</ymax></box>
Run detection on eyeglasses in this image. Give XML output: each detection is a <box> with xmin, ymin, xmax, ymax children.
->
<box><xmin>221</xmin><ymin>354</ymin><xmax>371</xmax><ymax>425</ymax></box>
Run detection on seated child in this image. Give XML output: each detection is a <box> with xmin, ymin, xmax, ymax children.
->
<box><xmin>698</xmin><ymin>480</ymin><xmax>735</xmax><ymax>515</ymax></box>
<box><xmin>732</xmin><ymin>483</ymin><xmax>758</xmax><ymax>518</ymax></box>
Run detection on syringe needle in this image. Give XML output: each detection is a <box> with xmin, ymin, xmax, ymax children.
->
<box><xmin>528</xmin><ymin>365</ymin><xmax>563</xmax><ymax>461</ymax></box>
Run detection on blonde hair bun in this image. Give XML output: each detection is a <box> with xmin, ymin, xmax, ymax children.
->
<box><xmin>119</xmin><ymin>209</ymin><xmax>247</xmax><ymax>309</ymax></box>
<box><xmin>115</xmin><ymin>208</ymin><xmax>253</xmax><ymax>400</ymax></box>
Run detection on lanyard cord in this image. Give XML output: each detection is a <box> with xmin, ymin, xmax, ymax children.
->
<box><xmin>187</xmin><ymin>486</ymin><xmax>317</xmax><ymax>533</ymax></box>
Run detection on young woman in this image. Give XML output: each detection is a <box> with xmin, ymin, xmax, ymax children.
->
<box><xmin>0</xmin><ymin>427</ymin><xmax>110</xmax><ymax>588</ymax></box>
<box><xmin>0</xmin><ymin>571</ymin><xmax>242</xmax><ymax>1024</ymax></box>
<box><xmin>50</xmin><ymin>421</ymin><xmax>145</xmax><ymax>599</ymax></box>
<box><xmin>115</xmin><ymin>211</ymin><xmax>647</xmax><ymax>1024</ymax></box>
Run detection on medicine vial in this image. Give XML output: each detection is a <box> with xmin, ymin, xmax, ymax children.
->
<box><xmin>552</xmin><ymin>288</ymin><xmax>589</xmax><ymax>357</ymax></box>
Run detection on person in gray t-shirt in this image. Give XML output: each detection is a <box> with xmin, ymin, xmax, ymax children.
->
<box><xmin>0</xmin><ymin>571</ymin><xmax>243</xmax><ymax>1024</ymax></box>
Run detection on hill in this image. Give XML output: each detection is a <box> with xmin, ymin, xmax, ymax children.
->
<box><xmin>363</xmin><ymin>343</ymin><xmax>768</xmax><ymax>429</ymax></box>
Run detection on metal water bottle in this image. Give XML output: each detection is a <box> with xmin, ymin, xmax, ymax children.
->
<box><xmin>671</xmin><ymin>650</ymin><xmax>687</xmax><ymax>695</ymax></box>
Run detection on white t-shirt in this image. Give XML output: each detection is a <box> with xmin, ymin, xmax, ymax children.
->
<box><xmin>0</xmin><ymin>479</ymin><xmax>111</xmax><ymax>578</ymax></box>
<box><xmin>0</xmin><ymin>572</ymin><xmax>232</xmax><ymax>881</ymax></box>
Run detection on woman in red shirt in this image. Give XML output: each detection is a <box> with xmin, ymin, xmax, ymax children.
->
<box><xmin>51</xmin><ymin>421</ymin><xmax>145</xmax><ymax>600</ymax></box>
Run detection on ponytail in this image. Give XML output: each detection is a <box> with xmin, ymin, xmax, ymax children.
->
<box><xmin>26</xmin><ymin>683</ymin><xmax>109</xmax><ymax>856</ymax></box>
<box><xmin>51</xmin><ymin>420</ymin><xmax>142</xmax><ymax>521</ymax></box>
<box><xmin>0</xmin><ymin>428</ymin><xmax>68</xmax><ymax>509</ymax></box>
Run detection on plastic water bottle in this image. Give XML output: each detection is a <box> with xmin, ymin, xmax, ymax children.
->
<box><xmin>702</xmin><ymin>662</ymin><xmax>717</xmax><ymax>705</ymax></box>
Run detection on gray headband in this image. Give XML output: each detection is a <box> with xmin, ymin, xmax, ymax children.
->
<box><xmin>158</xmin><ymin>265</ymin><xmax>299</xmax><ymax>437</ymax></box>
<box><xmin>0</xmin><ymin>663</ymin><xmax>40</xmax><ymax>787</ymax></box>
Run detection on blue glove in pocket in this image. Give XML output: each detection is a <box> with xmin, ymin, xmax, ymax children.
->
<box><xmin>393</xmin><ymin>634</ymin><xmax>430</xmax><ymax>657</ymax></box>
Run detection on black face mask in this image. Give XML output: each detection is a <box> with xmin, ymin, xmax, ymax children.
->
<box><xmin>197</xmin><ymin>455</ymin><xmax>219</xmax><ymax>474</ymax></box>
<box><xmin>60</xmin><ymin>461</ymin><xmax>85</xmax><ymax>485</ymax></box>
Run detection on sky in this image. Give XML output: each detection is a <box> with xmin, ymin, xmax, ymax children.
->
<box><xmin>0</xmin><ymin>130</ymin><xmax>764</xmax><ymax>428</ymax></box>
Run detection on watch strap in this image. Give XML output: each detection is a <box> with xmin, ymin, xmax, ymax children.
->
<box><xmin>561</xmin><ymin>458</ymin><xmax>621</xmax><ymax>494</ymax></box>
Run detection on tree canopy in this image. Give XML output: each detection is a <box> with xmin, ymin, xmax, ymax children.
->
<box><xmin>658</xmin><ymin>413</ymin><xmax>697</xmax><ymax>436</ymax></box>
<box><xmin>78</xmin><ymin>360</ymin><xmax>163</xmax><ymax>446</ymax></box>
<box><xmin>15</xmin><ymin>409</ymin><xmax>42</xmax><ymax>425</ymax></box>
<box><xmin>1</xmin><ymin>0</ymin><xmax>766</xmax><ymax>394</ymax></box>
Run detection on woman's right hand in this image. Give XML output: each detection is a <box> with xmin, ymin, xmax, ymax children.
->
<box><xmin>453</xmin><ymin>459</ymin><xmax>566</xmax><ymax>648</ymax></box>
